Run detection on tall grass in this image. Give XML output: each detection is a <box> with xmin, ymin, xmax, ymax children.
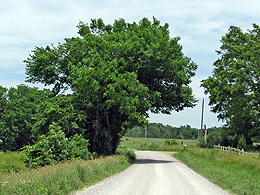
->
<box><xmin>0</xmin><ymin>152</ymin><xmax>27</xmax><ymax>174</ymax></box>
<box><xmin>174</xmin><ymin>147</ymin><xmax>260</xmax><ymax>195</ymax></box>
<box><xmin>0</xmin><ymin>150</ymin><xmax>135</xmax><ymax>195</ymax></box>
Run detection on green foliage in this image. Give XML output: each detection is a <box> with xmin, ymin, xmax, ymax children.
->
<box><xmin>165</xmin><ymin>138</ymin><xmax>178</xmax><ymax>145</ymax></box>
<box><xmin>23</xmin><ymin>123</ymin><xmax>92</xmax><ymax>168</ymax></box>
<box><xmin>237</xmin><ymin>134</ymin><xmax>247</xmax><ymax>150</ymax></box>
<box><xmin>116</xmin><ymin>147</ymin><xmax>136</xmax><ymax>163</ymax></box>
<box><xmin>69</xmin><ymin>134</ymin><xmax>94</xmax><ymax>160</ymax></box>
<box><xmin>24</xmin><ymin>17</ymin><xmax>197</xmax><ymax>155</ymax></box>
<box><xmin>201</xmin><ymin>24</ymin><xmax>260</xmax><ymax>145</ymax></box>
<box><xmin>0</xmin><ymin>85</ymin><xmax>51</xmax><ymax>151</ymax></box>
<box><xmin>32</xmin><ymin>95</ymin><xmax>82</xmax><ymax>138</ymax></box>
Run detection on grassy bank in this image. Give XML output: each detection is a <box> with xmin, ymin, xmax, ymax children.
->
<box><xmin>0</xmin><ymin>152</ymin><xmax>28</xmax><ymax>174</ymax></box>
<box><xmin>0</xmin><ymin>149</ymin><xmax>135</xmax><ymax>195</ymax></box>
<box><xmin>173</xmin><ymin>147</ymin><xmax>260</xmax><ymax>195</ymax></box>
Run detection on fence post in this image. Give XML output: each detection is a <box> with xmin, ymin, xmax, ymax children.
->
<box><xmin>242</xmin><ymin>149</ymin><xmax>244</xmax><ymax>156</ymax></box>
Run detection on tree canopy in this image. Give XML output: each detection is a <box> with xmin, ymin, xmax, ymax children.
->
<box><xmin>0</xmin><ymin>85</ymin><xmax>51</xmax><ymax>151</ymax></box>
<box><xmin>24</xmin><ymin>17</ymin><xmax>197</xmax><ymax>154</ymax></box>
<box><xmin>201</xmin><ymin>24</ymin><xmax>260</xmax><ymax>144</ymax></box>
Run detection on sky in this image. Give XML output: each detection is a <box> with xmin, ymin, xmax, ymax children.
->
<box><xmin>1</xmin><ymin>0</ymin><xmax>260</xmax><ymax>128</ymax></box>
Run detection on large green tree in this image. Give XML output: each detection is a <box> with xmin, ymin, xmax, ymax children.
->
<box><xmin>25</xmin><ymin>17</ymin><xmax>197</xmax><ymax>154</ymax></box>
<box><xmin>201</xmin><ymin>24</ymin><xmax>260</xmax><ymax>144</ymax></box>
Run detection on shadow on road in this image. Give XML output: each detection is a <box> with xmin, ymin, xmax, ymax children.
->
<box><xmin>135</xmin><ymin>158</ymin><xmax>176</xmax><ymax>164</ymax></box>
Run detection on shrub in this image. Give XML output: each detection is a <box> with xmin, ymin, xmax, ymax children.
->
<box><xmin>165</xmin><ymin>138</ymin><xmax>178</xmax><ymax>145</ymax></box>
<box><xmin>23</xmin><ymin>123</ymin><xmax>92</xmax><ymax>168</ymax></box>
<box><xmin>69</xmin><ymin>134</ymin><xmax>94</xmax><ymax>160</ymax></box>
<box><xmin>204</xmin><ymin>134</ymin><xmax>222</xmax><ymax>148</ymax></box>
<box><xmin>237</xmin><ymin>134</ymin><xmax>247</xmax><ymax>150</ymax></box>
<box><xmin>116</xmin><ymin>147</ymin><xmax>136</xmax><ymax>163</ymax></box>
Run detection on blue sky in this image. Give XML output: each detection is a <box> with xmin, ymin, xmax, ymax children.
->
<box><xmin>1</xmin><ymin>0</ymin><xmax>260</xmax><ymax>128</ymax></box>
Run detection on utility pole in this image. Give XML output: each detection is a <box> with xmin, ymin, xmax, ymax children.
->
<box><xmin>145</xmin><ymin>124</ymin><xmax>147</xmax><ymax>140</ymax></box>
<box><xmin>199</xmin><ymin>98</ymin><xmax>204</xmax><ymax>146</ymax></box>
<box><xmin>204</xmin><ymin>124</ymin><xmax>207</xmax><ymax>144</ymax></box>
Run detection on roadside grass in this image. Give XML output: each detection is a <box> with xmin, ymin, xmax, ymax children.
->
<box><xmin>0</xmin><ymin>152</ymin><xmax>28</xmax><ymax>174</ymax></box>
<box><xmin>173</xmin><ymin>147</ymin><xmax>260</xmax><ymax>195</ymax></box>
<box><xmin>0</xmin><ymin>148</ymin><xmax>135</xmax><ymax>195</ymax></box>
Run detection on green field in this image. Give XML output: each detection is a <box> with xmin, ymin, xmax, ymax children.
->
<box><xmin>121</xmin><ymin>137</ymin><xmax>197</xmax><ymax>151</ymax></box>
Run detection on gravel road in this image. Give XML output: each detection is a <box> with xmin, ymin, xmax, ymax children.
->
<box><xmin>73</xmin><ymin>150</ymin><xmax>230</xmax><ymax>195</ymax></box>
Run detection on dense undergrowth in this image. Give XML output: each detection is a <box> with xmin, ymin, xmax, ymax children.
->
<box><xmin>0</xmin><ymin>148</ymin><xmax>135</xmax><ymax>195</ymax></box>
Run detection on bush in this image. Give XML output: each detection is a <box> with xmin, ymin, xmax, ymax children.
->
<box><xmin>23</xmin><ymin>123</ymin><xmax>92</xmax><ymax>168</ymax></box>
<box><xmin>237</xmin><ymin>134</ymin><xmax>247</xmax><ymax>150</ymax></box>
<box><xmin>116</xmin><ymin>147</ymin><xmax>136</xmax><ymax>163</ymax></box>
<box><xmin>204</xmin><ymin>134</ymin><xmax>222</xmax><ymax>148</ymax></box>
<box><xmin>165</xmin><ymin>138</ymin><xmax>178</xmax><ymax>145</ymax></box>
<box><xmin>69</xmin><ymin>134</ymin><xmax>94</xmax><ymax>160</ymax></box>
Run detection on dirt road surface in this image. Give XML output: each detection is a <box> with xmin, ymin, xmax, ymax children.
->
<box><xmin>73</xmin><ymin>150</ymin><xmax>230</xmax><ymax>195</ymax></box>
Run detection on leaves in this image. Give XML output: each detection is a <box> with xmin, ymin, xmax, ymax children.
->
<box><xmin>24</xmin><ymin>17</ymin><xmax>197</xmax><ymax>155</ymax></box>
<box><xmin>0</xmin><ymin>85</ymin><xmax>51</xmax><ymax>151</ymax></box>
<box><xmin>201</xmin><ymin>24</ymin><xmax>260</xmax><ymax>143</ymax></box>
<box><xmin>23</xmin><ymin>123</ymin><xmax>92</xmax><ymax>168</ymax></box>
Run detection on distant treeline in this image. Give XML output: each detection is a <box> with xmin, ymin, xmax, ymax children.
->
<box><xmin>125</xmin><ymin>123</ymin><xmax>221</xmax><ymax>140</ymax></box>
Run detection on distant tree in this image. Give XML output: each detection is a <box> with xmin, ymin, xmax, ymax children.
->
<box><xmin>201</xmin><ymin>24</ymin><xmax>260</xmax><ymax>145</ymax></box>
<box><xmin>0</xmin><ymin>86</ymin><xmax>8</xmax><ymax>147</ymax></box>
<box><xmin>125</xmin><ymin>126</ymin><xmax>144</xmax><ymax>137</ymax></box>
<box><xmin>126</xmin><ymin>123</ymin><xmax>199</xmax><ymax>140</ymax></box>
<box><xmin>24</xmin><ymin>17</ymin><xmax>197</xmax><ymax>155</ymax></box>
<box><xmin>147</xmin><ymin>124</ymin><xmax>161</xmax><ymax>138</ymax></box>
